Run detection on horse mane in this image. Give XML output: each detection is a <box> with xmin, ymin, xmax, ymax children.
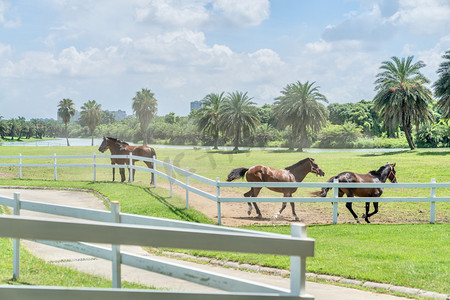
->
<box><xmin>285</xmin><ymin>158</ymin><xmax>311</xmax><ymax>171</ymax></box>
<box><xmin>369</xmin><ymin>164</ymin><xmax>391</xmax><ymax>179</ymax></box>
<box><xmin>107</xmin><ymin>137</ymin><xmax>129</xmax><ymax>146</ymax></box>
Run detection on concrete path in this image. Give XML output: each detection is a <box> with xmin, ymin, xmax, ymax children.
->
<box><xmin>0</xmin><ymin>188</ymin><xmax>417</xmax><ymax>299</ymax></box>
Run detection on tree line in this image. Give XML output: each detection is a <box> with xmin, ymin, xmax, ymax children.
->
<box><xmin>1</xmin><ymin>53</ymin><xmax>449</xmax><ymax>150</ymax></box>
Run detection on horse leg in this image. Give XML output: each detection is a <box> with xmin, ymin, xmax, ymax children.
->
<box><xmin>362</xmin><ymin>202</ymin><xmax>379</xmax><ymax>223</ymax></box>
<box><xmin>290</xmin><ymin>201</ymin><xmax>299</xmax><ymax>221</ymax></box>
<box><xmin>149</xmin><ymin>162</ymin><xmax>154</xmax><ymax>185</ymax></box>
<box><xmin>244</xmin><ymin>188</ymin><xmax>262</xmax><ymax>218</ymax></box>
<box><xmin>345</xmin><ymin>202</ymin><xmax>360</xmax><ymax>223</ymax></box>
<box><xmin>274</xmin><ymin>202</ymin><xmax>287</xmax><ymax>219</ymax></box>
<box><xmin>120</xmin><ymin>166</ymin><xmax>126</xmax><ymax>182</ymax></box>
<box><xmin>112</xmin><ymin>164</ymin><xmax>115</xmax><ymax>181</ymax></box>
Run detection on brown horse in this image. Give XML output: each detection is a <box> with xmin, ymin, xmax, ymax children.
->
<box><xmin>98</xmin><ymin>137</ymin><xmax>156</xmax><ymax>185</ymax></box>
<box><xmin>226</xmin><ymin>158</ymin><xmax>325</xmax><ymax>220</ymax></box>
<box><xmin>312</xmin><ymin>163</ymin><xmax>397</xmax><ymax>223</ymax></box>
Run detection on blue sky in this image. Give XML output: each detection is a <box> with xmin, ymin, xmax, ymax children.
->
<box><xmin>1</xmin><ymin>0</ymin><xmax>449</xmax><ymax>120</ymax></box>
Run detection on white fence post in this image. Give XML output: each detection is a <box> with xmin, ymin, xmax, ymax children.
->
<box><xmin>290</xmin><ymin>223</ymin><xmax>307</xmax><ymax>296</ymax></box>
<box><xmin>13</xmin><ymin>192</ymin><xmax>21</xmax><ymax>281</ymax></box>
<box><xmin>128</xmin><ymin>152</ymin><xmax>133</xmax><ymax>183</ymax></box>
<box><xmin>216</xmin><ymin>178</ymin><xmax>222</xmax><ymax>225</ymax></box>
<box><xmin>53</xmin><ymin>153</ymin><xmax>57</xmax><ymax>181</ymax></box>
<box><xmin>110</xmin><ymin>201</ymin><xmax>121</xmax><ymax>289</ymax></box>
<box><xmin>19</xmin><ymin>153</ymin><xmax>22</xmax><ymax>179</ymax></box>
<box><xmin>169</xmin><ymin>159</ymin><xmax>173</xmax><ymax>198</ymax></box>
<box><xmin>153</xmin><ymin>155</ymin><xmax>157</xmax><ymax>188</ymax></box>
<box><xmin>93</xmin><ymin>153</ymin><xmax>96</xmax><ymax>181</ymax></box>
<box><xmin>430</xmin><ymin>178</ymin><xmax>436</xmax><ymax>224</ymax></box>
<box><xmin>332</xmin><ymin>178</ymin><xmax>339</xmax><ymax>224</ymax></box>
<box><xmin>185</xmin><ymin>167</ymin><xmax>189</xmax><ymax>209</ymax></box>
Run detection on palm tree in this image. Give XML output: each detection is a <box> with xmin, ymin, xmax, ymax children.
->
<box><xmin>132</xmin><ymin>88</ymin><xmax>157</xmax><ymax>145</ymax></box>
<box><xmin>433</xmin><ymin>50</ymin><xmax>450</xmax><ymax>119</ymax></box>
<box><xmin>0</xmin><ymin>116</ymin><xmax>8</xmax><ymax>139</ymax></box>
<box><xmin>219</xmin><ymin>91</ymin><xmax>260</xmax><ymax>151</ymax></box>
<box><xmin>273</xmin><ymin>81</ymin><xmax>329</xmax><ymax>151</ymax></box>
<box><xmin>197</xmin><ymin>92</ymin><xmax>225</xmax><ymax>149</ymax></box>
<box><xmin>58</xmin><ymin>98</ymin><xmax>76</xmax><ymax>146</ymax></box>
<box><xmin>373</xmin><ymin>56</ymin><xmax>434</xmax><ymax>150</ymax></box>
<box><xmin>81</xmin><ymin>100</ymin><xmax>102</xmax><ymax>146</ymax></box>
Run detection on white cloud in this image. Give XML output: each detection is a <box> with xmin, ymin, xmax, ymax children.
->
<box><xmin>390</xmin><ymin>0</ymin><xmax>450</xmax><ymax>35</ymax></box>
<box><xmin>135</xmin><ymin>0</ymin><xmax>211</xmax><ymax>28</ymax></box>
<box><xmin>212</xmin><ymin>0</ymin><xmax>270</xmax><ymax>27</ymax></box>
<box><xmin>0</xmin><ymin>0</ymin><xmax>8</xmax><ymax>23</ymax></box>
<box><xmin>323</xmin><ymin>0</ymin><xmax>450</xmax><ymax>44</ymax></box>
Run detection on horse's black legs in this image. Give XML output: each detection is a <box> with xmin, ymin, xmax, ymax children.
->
<box><xmin>290</xmin><ymin>202</ymin><xmax>299</xmax><ymax>221</ymax></box>
<box><xmin>119</xmin><ymin>168</ymin><xmax>126</xmax><ymax>182</ymax></box>
<box><xmin>362</xmin><ymin>202</ymin><xmax>379</xmax><ymax>223</ymax></box>
<box><xmin>345</xmin><ymin>202</ymin><xmax>361</xmax><ymax>223</ymax></box>
<box><xmin>112</xmin><ymin>165</ymin><xmax>116</xmax><ymax>181</ymax></box>
<box><xmin>252</xmin><ymin>202</ymin><xmax>262</xmax><ymax>218</ymax></box>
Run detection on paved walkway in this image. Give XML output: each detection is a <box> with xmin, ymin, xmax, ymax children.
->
<box><xmin>0</xmin><ymin>188</ymin><xmax>433</xmax><ymax>299</ymax></box>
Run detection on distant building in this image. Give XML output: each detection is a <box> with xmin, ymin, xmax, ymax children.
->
<box><xmin>190</xmin><ymin>100</ymin><xmax>203</xmax><ymax>111</ymax></box>
<box><xmin>108</xmin><ymin>109</ymin><xmax>128</xmax><ymax>121</ymax></box>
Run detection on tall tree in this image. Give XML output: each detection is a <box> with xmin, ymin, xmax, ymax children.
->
<box><xmin>373</xmin><ymin>56</ymin><xmax>434</xmax><ymax>150</ymax></box>
<box><xmin>197</xmin><ymin>92</ymin><xmax>225</xmax><ymax>149</ymax></box>
<box><xmin>132</xmin><ymin>88</ymin><xmax>157</xmax><ymax>145</ymax></box>
<box><xmin>58</xmin><ymin>98</ymin><xmax>76</xmax><ymax>146</ymax></box>
<box><xmin>81</xmin><ymin>100</ymin><xmax>102</xmax><ymax>146</ymax></box>
<box><xmin>273</xmin><ymin>81</ymin><xmax>329</xmax><ymax>151</ymax></box>
<box><xmin>0</xmin><ymin>116</ymin><xmax>8</xmax><ymax>139</ymax></box>
<box><xmin>219</xmin><ymin>91</ymin><xmax>259</xmax><ymax>151</ymax></box>
<box><xmin>433</xmin><ymin>50</ymin><xmax>450</xmax><ymax>119</ymax></box>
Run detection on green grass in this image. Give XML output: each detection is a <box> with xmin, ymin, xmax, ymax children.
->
<box><xmin>0</xmin><ymin>146</ymin><xmax>449</xmax><ymax>294</ymax></box>
<box><xmin>0</xmin><ymin>238</ymin><xmax>147</xmax><ymax>289</ymax></box>
<box><xmin>161</xmin><ymin>223</ymin><xmax>449</xmax><ymax>294</ymax></box>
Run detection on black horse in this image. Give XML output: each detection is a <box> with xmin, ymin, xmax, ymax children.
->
<box><xmin>312</xmin><ymin>163</ymin><xmax>397</xmax><ymax>223</ymax></box>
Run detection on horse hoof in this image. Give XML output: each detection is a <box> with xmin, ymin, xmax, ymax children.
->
<box><xmin>356</xmin><ymin>218</ymin><xmax>361</xmax><ymax>223</ymax></box>
<box><xmin>294</xmin><ymin>216</ymin><xmax>300</xmax><ymax>221</ymax></box>
<box><xmin>247</xmin><ymin>206</ymin><xmax>253</xmax><ymax>216</ymax></box>
<box><xmin>256</xmin><ymin>214</ymin><xmax>263</xmax><ymax>219</ymax></box>
<box><xmin>365</xmin><ymin>219</ymin><xmax>371</xmax><ymax>223</ymax></box>
<box><xmin>274</xmin><ymin>212</ymin><xmax>280</xmax><ymax>219</ymax></box>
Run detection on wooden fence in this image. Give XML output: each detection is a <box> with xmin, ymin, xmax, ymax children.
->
<box><xmin>0</xmin><ymin>192</ymin><xmax>315</xmax><ymax>299</ymax></box>
<box><xmin>0</xmin><ymin>154</ymin><xmax>449</xmax><ymax>225</ymax></box>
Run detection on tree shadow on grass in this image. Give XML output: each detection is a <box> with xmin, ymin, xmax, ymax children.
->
<box><xmin>142</xmin><ymin>187</ymin><xmax>203</xmax><ymax>223</ymax></box>
<box><xmin>205</xmin><ymin>150</ymin><xmax>251</xmax><ymax>155</ymax></box>
<box><xmin>359</xmin><ymin>150</ymin><xmax>411</xmax><ymax>157</ymax></box>
<box><xmin>415</xmin><ymin>151</ymin><xmax>450</xmax><ymax>156</ymax></box>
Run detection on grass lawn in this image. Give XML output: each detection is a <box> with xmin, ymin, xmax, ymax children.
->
<box><xmin>0</xmin><ymin>146</ymin><xmax>449</xmax><ymax>294</ymax></box>
<box><xmin>0</xmin><ymin>238</ymin><xmax>147</xmax><ymax>289</ymax></box>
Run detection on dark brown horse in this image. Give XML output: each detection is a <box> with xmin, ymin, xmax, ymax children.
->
<box><xmin>312</xmin><ymin>163</ymin><xmax>397</xmax><ymax>223</ymax></box>
<box><xmin>226</xmin><ymin>158</ymin><xmax>325</xmax><ymax>220</ymax></box>
<box><xmin>98</xmin><ymin>137</ymin><xmax>156</xmax><ymax>184</ymax></box>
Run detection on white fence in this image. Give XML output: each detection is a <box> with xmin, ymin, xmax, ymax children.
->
<box><xmin>1</xmin><ymin>154</ymin><xmax>449</xmax><ymax>225</ymax></box>
<box><xmin>0</xmin><ymin>192</ymin><xmax>315</xmax><ymax>300</ymax></box>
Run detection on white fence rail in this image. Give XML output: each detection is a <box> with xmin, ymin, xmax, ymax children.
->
<box><xmin>0</xmin><ymin>192</ymin><xmax>315</xmax><ymax>299</ymax></box>
<box><xmin>1</xmin><ymin>154</ymin><xmax>449</xmax><ymax>224</ymax></box>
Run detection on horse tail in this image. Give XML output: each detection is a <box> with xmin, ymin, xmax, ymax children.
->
<box><xmin>226</xmin><ymin>167</ymin><xmax>249</xmax><ymax>182</ymax></box>
<box><xmin>310</xmin><ymin>176</ymin><xmax>336</xmax><ymax>197</ymax></box>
